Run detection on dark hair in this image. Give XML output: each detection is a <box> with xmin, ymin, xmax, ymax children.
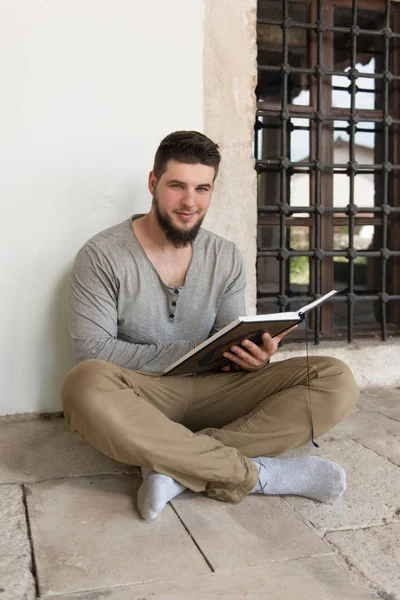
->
<box><xmin>153</xmin><ymin>131</ymin><xmax>221</xmax><ymax>180</ymax></box>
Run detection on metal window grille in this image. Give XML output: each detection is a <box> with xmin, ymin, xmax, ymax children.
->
<box><xmin>255</xmin><ymin>0</ymin><xmax>400</xmax><ymax>342</ymax></box>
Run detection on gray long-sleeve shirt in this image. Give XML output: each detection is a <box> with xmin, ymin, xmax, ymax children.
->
<box><xmin>68</xmin><ymin>216</ymin><xmax>247</xmax><ymax>372</ymax></box>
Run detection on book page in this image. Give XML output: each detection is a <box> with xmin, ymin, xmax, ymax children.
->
<box><xmin>298</xmin><ymin>290</ymin><xmax>338</xmax><ymax>316</ymax></box>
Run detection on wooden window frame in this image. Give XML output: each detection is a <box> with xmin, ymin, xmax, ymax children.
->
<box><xmin>256</xmin><ymin>0</ymin><xmax>400</xmax><ymax>341</ymax></box>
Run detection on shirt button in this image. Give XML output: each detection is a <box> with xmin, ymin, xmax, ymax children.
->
<box><xmin>174</xmin><ymin>289</ymin><xmax>179</xmax><ymax>294</ymax></box>
<box><xmin>170</xmin><ymin>313</ymin><xmax>174</xmax><ymax>318</ymax></box>
<box><xmin>172</xmin><ymin>301</ymin><xmax>176</xmax><ymax>307</ymax></box>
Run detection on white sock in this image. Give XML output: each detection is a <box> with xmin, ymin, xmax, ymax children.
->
<box><xmin>137</xmin><ymin>468</ymin><xmax>186</xmax><ymax>520</ymax></box>
<box><xmin>250</xmin><ymin>456</ymin><xmax>346</xmax><ymax>503</ymax></box>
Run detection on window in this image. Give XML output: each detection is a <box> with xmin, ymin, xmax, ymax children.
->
<box><xmin>256</xmin><ymin>0</ymin><xmax>400</xmax><ymax>341</ymax></box>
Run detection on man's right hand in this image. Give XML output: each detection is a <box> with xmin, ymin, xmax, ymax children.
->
<box><xmin>222</xmin><ymin>325</ymin><xmax>298</xmax><ymax>372</ymax></box>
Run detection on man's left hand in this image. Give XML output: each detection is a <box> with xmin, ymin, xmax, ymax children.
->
<box><xmin>222</xmin><ymin>325</ymin><xmax>298</xmax><ymax>372</ymax></box>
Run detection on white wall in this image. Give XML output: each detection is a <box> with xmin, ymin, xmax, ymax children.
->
<box><xmin>0</xmin><ymin>0</ymin><xmax>204</xmax><ymax>414</ymax></box>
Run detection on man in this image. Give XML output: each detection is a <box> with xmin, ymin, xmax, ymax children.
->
<box><xmin>63</xmin><ymin>131</ymin><xmax>359</xmax><ymax>521</ymax></box>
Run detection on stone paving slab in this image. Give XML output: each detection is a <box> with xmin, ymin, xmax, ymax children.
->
<box><xmin>0</xmin><ymin>485</ymin><xmax>35</xmax><ymax>600</ymax></box>
<box><xmin>359</xmin><ymin>386</ymin><xmax>400</xmax><ymax>406</ymax></box>
<box><xmin>359</xmin><ymin>387</ymin><xmax>400</xmax><ymax>422</ymax></box>
<box><xmin>320</xmin><ymin>407</ymin><xmax>400</xmax><ymax>441</ymax></box>
<box><xmin>0</xmin><ymin>416</ymin><xmax>138</xmax><ymax>484</ymax></box>
<box><xmin>53</xmin><ymin>555</ymin><xmax>378</xmax><ymax>599</ymax></box>
<box><xmin>282</xmin><ymin>440</ymin><xmax>400</xmax><ymax>532</ymax></box>
<box><xmin>171</xmin><ymin>491</ymin><xmax>332</xmax><ymax>570</ymax></box>
<box><xmin>26</xmin><ymin>475</ymin><xmax>209</xmax><ymax>597</ymax></box>
<box><xmin>326</xmin><ymin>523</ymin><xmax>400</xmax><ymax>600</ymax></box>
<box><xmin>379</xmin><ymin>408</ymin><xmax>400</xmax><ymax>422</ymax></box>
<box><xmin>357</xmin><ymin>435</ymin><xmax>400</xmax><ymax>467</ymax></box>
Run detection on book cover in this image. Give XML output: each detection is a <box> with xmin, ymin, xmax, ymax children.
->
<box><xmin>163</xmin><ymin>290</ymin><xmax>338</xmax><ymax>376</ymax></box>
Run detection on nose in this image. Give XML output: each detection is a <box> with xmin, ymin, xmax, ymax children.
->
<box><xmin>181</xmin><ymin>187</ymin><xmax>196</xmax><ymax>208</ymax></box>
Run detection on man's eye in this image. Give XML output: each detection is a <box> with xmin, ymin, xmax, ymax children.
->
<box><xmin>198</xmin><ymin>187</ymin><xmax>208</xmax><ymax>192</ymax></box>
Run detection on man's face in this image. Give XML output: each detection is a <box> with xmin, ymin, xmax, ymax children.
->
<box><xmin>148</xmin><ymin>160</ymin><xmax>214</xmax><ymax>247</ymax></box>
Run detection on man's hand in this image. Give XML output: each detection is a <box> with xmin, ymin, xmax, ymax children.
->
<box><xmin>222</xmin><ymin>325</ymin><xmax>298</xmax><ymax>372</ymax></box>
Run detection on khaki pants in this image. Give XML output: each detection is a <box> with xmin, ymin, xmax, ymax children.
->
<box><xmin>62</xmin><ymin>356</ymin><xmax>358</xmax><ymax>503</ymax></box>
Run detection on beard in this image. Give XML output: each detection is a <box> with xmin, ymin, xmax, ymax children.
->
<box><xmin>153</xmin><ymin>193</ymin><xmax>205</xmax><ymax>248</ymax></box>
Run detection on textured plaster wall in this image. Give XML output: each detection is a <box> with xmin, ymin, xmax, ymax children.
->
<box><xmin>273</xmin><ymin>339</ymin><xmax>400</xmax><ymax>390</ymax></box>
<box><xmin>203</xmin><ymin>0</ymin><xmax>258</xmax><ymax>314</ymax></box>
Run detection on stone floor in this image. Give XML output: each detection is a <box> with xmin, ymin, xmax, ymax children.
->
<box><xmin>1</xmin><ymin>387</ymin><xmax>400</xmax><ymax>600</ymax></box>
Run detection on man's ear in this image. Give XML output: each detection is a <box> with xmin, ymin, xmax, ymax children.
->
<box><xmin>148</xmin><ymin>171</ymin><xmax>157</xmax><ymax>195</ymax></box>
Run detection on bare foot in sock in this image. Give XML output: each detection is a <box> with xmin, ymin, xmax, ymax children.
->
<box><xmin>137</xmin><ymin>468</ymin><xmax>186</xmax><ymax>520</ymax></box>
<box><xmin>250</xmin><ymin>456</ymin><xmax>346</xmax><ymax>503</ymax></box>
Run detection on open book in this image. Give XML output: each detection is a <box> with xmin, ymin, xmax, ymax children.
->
<box><xmin>163</xmin><ymin>290</ymin><xmax>338</xmax><ymax>376</ymax></box>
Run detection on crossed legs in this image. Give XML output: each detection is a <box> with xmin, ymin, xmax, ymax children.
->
<box><xmin>62</xmin><ymin>356</ymin><xmax>359</xmax><ymax>516</ymax></box>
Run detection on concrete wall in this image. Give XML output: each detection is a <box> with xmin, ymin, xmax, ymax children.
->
<box><xmin>1</xmin><ymin>0</ymin><xmax>204</xmax><ymax>415</ymax></box>
<box><xmin>273</xmin><ymin>338</ymin><xmax>400</xmax><ymax>389</ymax></box>
<box><xmin>203</xmin><ymin>0</ymin><xmax>258</xmax><ymax>314</ymax></box>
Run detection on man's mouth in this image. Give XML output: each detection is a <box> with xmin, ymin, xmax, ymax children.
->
<box><xmin>175</xmin><ymin>211</ymin><xmax>197</xmax><ymax>221</ymax></box>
